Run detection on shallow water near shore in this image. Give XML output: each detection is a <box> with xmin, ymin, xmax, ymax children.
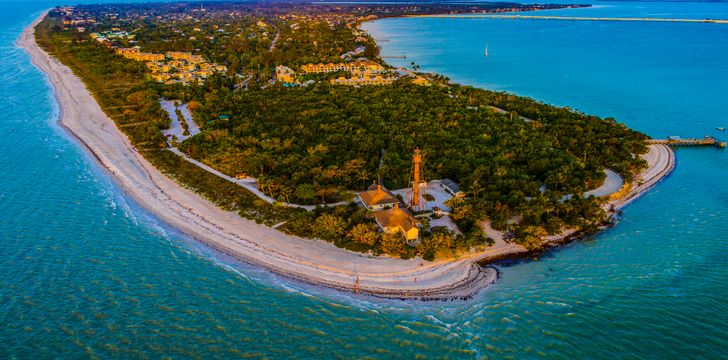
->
<box><xmin>2</xmin><ymin>1</ymin><xmax>728</xmax><ymax>358</ymax></box>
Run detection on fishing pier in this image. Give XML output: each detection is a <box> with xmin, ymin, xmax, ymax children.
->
<box><xmin>647</xmin><ymin>136</ymin><xmax>726</xmax><ymax>148</ymax></box>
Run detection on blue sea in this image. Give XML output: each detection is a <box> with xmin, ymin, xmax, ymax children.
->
<box><xmin>2</xmin><ymin>0</ymin><xmax>727</xmax><ymax>358</ymax></box>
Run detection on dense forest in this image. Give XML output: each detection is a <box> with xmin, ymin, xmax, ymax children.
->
<box><xmin>38</xmin><ymin>1</ymin><xmax>645</xmax><ymax>259</ymax></box>
<box><xmin>180</xmin><ymin>80</ymin><xmax>647</xmax><ymax>233</ymax></box>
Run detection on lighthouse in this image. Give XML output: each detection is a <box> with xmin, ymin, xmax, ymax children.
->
<box><xmin>411</xmin><ymin>148</ymin><xmax>422</xmax><ymax>208</ymax></box>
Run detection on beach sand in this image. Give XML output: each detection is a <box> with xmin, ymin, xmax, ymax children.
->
<box><xmin>18</xmin><ymin>13</ymin><xmax>674</xmax><ymax>300</ymax></box>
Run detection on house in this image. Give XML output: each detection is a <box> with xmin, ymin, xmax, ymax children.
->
<box><xmin>372</xmin><ymin>204</ymin><xmax>420</xmax><ymax>241</ymax></box>
<box><xmin>134</xmin><ymin>52</ymin><xmax>165</xmax><ymax>61</ymax></box>
<box><xmin>358</xmin><ymin>184</ymin><xmax>398</xmax><ymax>211</ymax></box>
<box><xmin>440</xmin><ymin>179</ymin><xmax>464</xmax><ymax>197</ymax></box>
<box><xmin>412</xmin><ymin>76</ymin><xmax>430</xmax><ymax>86</ymax></box>
<box><xmin>356</xmin><ymin>59</ymin><xmax>384</xmax><ymax>73</ymax></box>
<box><xmin>151</xmin><ymin>73</ymin><xmax>170</xmax><ymax>82</ymax></box>
<box><xmin>115</xmin><ymin>48</ymin><xmax>164</xmax><ymax>61</ymax></box>
<box><xmin>275</xmin><ymin>65</ymin><xmax>296</xmax><ymax>83</ymax></box>
<box><xmin>166</xmin><ymin>51</ymin><xmax>205</xmax><ymax>64</ymax></box>
<box><xmin>117</xmin><ymin>48</ymin><xmax>224</xmax><ymax>86</ymax></box>
<box><xmin>116</xmin><ymin>47</ymin><xmax>139</xmax><ymax>56</ymax></box>
<box><xmin>330</xmin><ymin>75</ymin><xmax>394</xmax><ymax>86</ymax></box>
<box><xmin>300</xmin><ymin>60</ymin><xmax>385</xmax><ymax>75</ymax></box>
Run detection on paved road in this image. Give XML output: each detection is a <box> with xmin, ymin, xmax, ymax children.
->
<box><xmin>168</xmin><ymin>148</ymin><xmax>351</xmax><ymax>210</ymax></box>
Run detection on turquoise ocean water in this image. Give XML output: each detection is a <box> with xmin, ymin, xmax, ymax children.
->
<box><xmin>2</xmin><ymin>1</ymin><xmax>727</xmax><ymax>358</ymax></box>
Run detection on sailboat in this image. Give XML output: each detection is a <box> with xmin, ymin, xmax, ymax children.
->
<box><xmin>484</xmin><ymin>44</ymin><xmax>489</xmax><ymax>57</ymax></box>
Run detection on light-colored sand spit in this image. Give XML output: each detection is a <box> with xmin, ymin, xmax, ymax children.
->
<box><xmin>18</xmin><ymin>14</ymin><xmax>495</xmax><ymax>300</ymax></box>
<box><xmin>18</xmin><ymin>13</ymin><xmax>674</xmax><ymax>300</ymax></box>
<box><xmin>613</xmin><ymin>143</ymin><xmax>675</xmax><ymax>208</ymax></box>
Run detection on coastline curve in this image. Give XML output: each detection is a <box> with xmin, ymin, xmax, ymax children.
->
<box><xmin>17</xmin><ymin>13</ymin><xmax>674</xmax><ymax>301</ymax></box>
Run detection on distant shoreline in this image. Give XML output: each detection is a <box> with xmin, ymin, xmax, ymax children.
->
<box><xmin>18</xmin><ymin>11</ymin><xmax>673</xmax><ymax>301</ymax></box>
<box><xmin>404</xmin><ymin>14</ymin><xmax>728</xmax><ymax>24</ymax></box>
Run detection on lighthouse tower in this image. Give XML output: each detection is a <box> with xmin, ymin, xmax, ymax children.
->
<box><xmin>411</xmin><ymin>148</ymin><xmax>422</xmax><ymax>208</ymax></box>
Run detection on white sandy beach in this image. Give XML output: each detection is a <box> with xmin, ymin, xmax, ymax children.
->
<box><xmin>18</xmin><ymin>13</ymin><xmax>675</xmax><ymax>299</ymax></box>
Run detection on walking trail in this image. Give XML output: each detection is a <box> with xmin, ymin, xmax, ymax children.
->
<box><xmin>18</xmin><ymin>13</ymin><xmax>675</xmax><ymax>299</ymax></box>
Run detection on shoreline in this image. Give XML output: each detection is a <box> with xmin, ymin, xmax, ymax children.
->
<box><xmin>18</xmin><ymin>12</ymin><xmax>674</xmax><ymax>301</ymax></box>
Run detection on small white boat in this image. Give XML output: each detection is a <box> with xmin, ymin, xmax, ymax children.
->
<box><xmin>484</xmin><ymin>44</ymin><xmax>489</xmax><ymax>57</ymax></box>
<box><xmin>717</xmin><ymin>127</ymin><xmax>726</xmax><ymax>131</ymax></box>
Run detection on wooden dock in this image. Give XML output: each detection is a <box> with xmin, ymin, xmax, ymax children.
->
<box><xmin>647</xmin><ymin>136</ymin><xmax>726</xmax><ymax>148</ymax></box>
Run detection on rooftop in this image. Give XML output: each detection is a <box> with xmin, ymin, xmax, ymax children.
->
<box><xmin>372</xmin><ymin>205</ymin><xmax>419</xmax><ymax>233</ymax></box>
<box><xmin>359</xmin><ymin>185</ymin><xmax>398</xmax><ymax>207</ymax></box>
<box><xmin>440</xmin><ymin>178</ymin><xmax>460</xmax><ymax>193</ymax></box>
